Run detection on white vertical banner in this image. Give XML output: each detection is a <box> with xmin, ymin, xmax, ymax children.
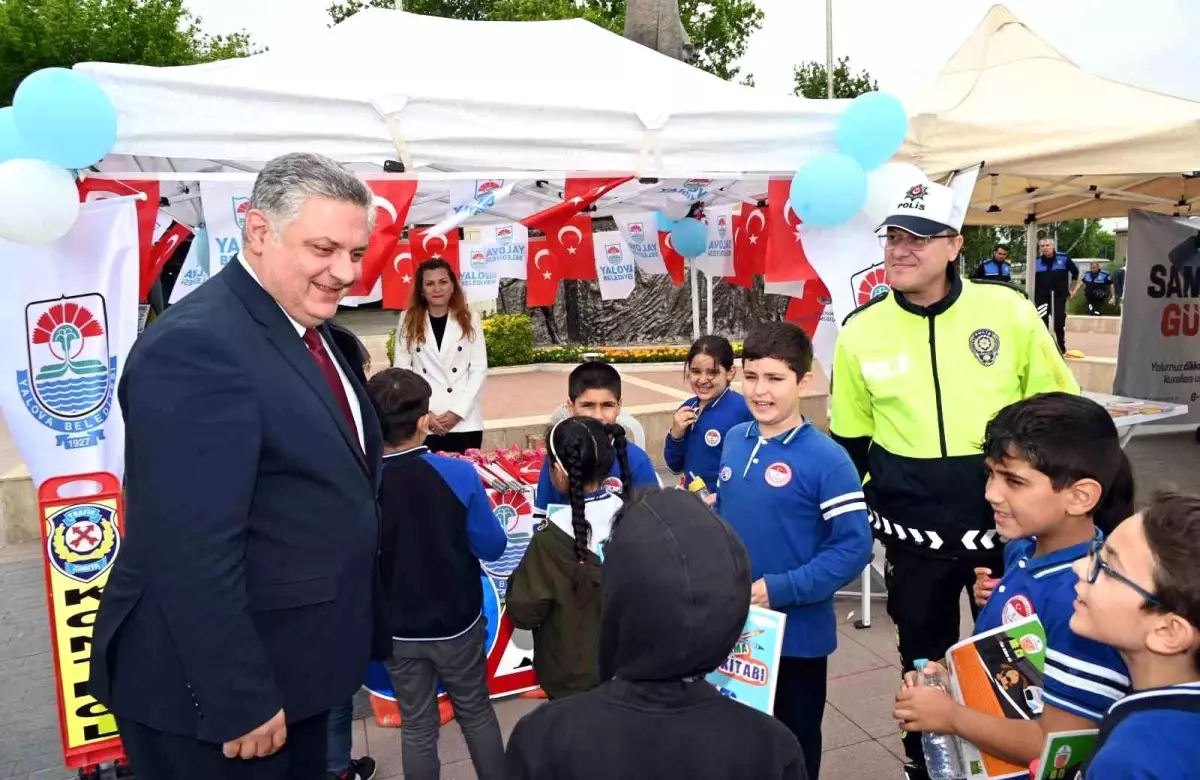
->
<box><xmin>593</xmin><ymin>232</ymin><xmax>637</xmax><ymax>300</ymax></box>
<box><xmin>613</xmin><ymin>211</ymin><xmax>668</xmax><ymax>274</ymax></box>
<box><xmin>168</xmin><ymin>227</ymin><xmax>211</xmax><ymax>304</ymax></box>
<box><xmin>458</xmin><ymin>241</ymin><xmax>501</xmax><ymax>303</ymax></box>
<box><xmin>696</xmin><ymin>204</ymin><xmax>736</xmax><ymax>277</ymax></box>
<box><xmin>0</xmin><ymin>199</ymin><xmax>139</xmax><ymax>486</ymax></box>
<box><xmin>479</xmin><ymin>223</ymin><xmax>528</xmax><ymax>280</ymax></box>
<box><xmin>199</xmin><ymin>180</ymin><xmax>253</xmax><ymax>285</ymax></box>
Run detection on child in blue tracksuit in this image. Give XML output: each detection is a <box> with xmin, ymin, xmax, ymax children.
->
<box><xmin>894</xmin><ymin>393</ymin><xmax>1133</xmax><ymax>779</ymax></box>
<box><xmin>534</xmin><ymin>362</ymin><xmax>660</xmax><ymax>520</ymax></box>
<box><xmin>1069</xmin><ymin>491</ymin><xmax>1200</xmax><ymax>779</ymax></box>
<box><xmin>664</xmin><ymin>335</ymin><xmax>753</xmax><ymax>491</ymax></box>
<box><xmin>715</xmin><ymin>322</ymin><xmax>873</xmax><ymax>780</ymax></box>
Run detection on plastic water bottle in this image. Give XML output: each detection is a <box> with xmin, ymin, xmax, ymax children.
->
<box><xmin>914</xmin><ymin>658</ymin><xmax>967</xmax><ymax>780</ymax></box>
<box><xmin>688</xmin><ymin>475</ymin><xmax>713</xmax><ymax>503</ymax></box>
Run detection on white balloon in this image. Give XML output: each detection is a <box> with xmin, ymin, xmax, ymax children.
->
<box><xmin>0</xmin><ymin>159</ymin><xmax>80</xmax><ymax>244</ymax></box>
<box><xmin>862</xmin><ymin>162</ymin><xmax>928</xmax><ymax>227</ymax></box>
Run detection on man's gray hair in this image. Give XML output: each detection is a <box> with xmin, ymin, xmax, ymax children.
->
<box><xmin>246</xmin><ymin>152</ymin><xmax>374</xmax><ymax>241</ymax></box>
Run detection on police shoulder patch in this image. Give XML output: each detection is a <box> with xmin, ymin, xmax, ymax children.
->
<box><xmin>969</xmin><ymin>328</ymin><xmax>1000</xmax><ymax>367</ymax></box>
<box><xmin>840</xmin><ymin>290</ymin><xmax>891</xmax><ymax>327</ymax></box>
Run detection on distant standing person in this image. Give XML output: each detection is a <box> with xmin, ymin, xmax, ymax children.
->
<box><xmin>1034</xmin><ymin>238</ymin><xmax>1080</xmax><ymax>352</ymax></box>
<box><xmin>971</xmin><ymin>244</ymin><xmax>1012</xmax><ymax>284</ymax></box>
<box><xmin>393</xmin><ymin>258</ymin><xmax>488</xmax><ymax>453</ymax></box>
<box><xmin>1081</xmin><ymin>262</ymin><xmax>1115</xmax><ymax>315</ymax></box>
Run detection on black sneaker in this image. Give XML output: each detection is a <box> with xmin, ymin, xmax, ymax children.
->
<box><xmin>902</xmin><ymin>762</ymin><xmax>931</xmax><ymax>780</ymax></box>
<box><xmin>328</xmin><ymin>756</ymin><xmax>377</xmax><ymax>780</ymax></box>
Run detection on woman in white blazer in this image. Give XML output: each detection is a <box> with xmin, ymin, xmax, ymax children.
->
<box><xmin>393</xmin><ymin>258</ymin><xmax>489</xmax><ymax>453</ymax></box>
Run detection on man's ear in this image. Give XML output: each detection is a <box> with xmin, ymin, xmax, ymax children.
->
<box><xmin>1066</xmin><ymin>477</ymin><xmax>1103</xmax><ymax>517</ymax></box>
<box><xmin>244</xmin><ymin>209</ymin><xmax>273</xmax><ymax>254</ymax></box>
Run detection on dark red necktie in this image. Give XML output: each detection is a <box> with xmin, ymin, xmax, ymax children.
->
<box><xmin>302</xmin><ymin>328</ymin><xmax>359</xmax><ymax>448</ymax></box>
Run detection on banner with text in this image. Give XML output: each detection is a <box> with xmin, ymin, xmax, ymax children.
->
<box><xmin>1114</xmin><ymin>210</ymin><xmax>1200</xmax><ymax>425</ymax></box>
<box><xmin>458</xmin><ymin>241</ymin><xmax>502</xmax><ymax>303</ymax></box>
<box><xmin>613</xmin><ymin>211</ymin><xmax>668</xmax><ymax>275</ymax></box>
<box><xmin>697</xmin><ymin>203</ymin><xmax>736</xmax><ymax>277</ymax></box>
<box><xmin>0</xmin><ymin>199</ymin><xmax>139</xmax><ymax>486</ymax></box>
<box><xmin>593</xmin><ymin>233</ymin><xmax>637</xmax><ymax>300</ymax></box>
<box><xmin>199</xmin><ymin>180</ymin><xmax>253</xmax><ymax>285</ymax></box>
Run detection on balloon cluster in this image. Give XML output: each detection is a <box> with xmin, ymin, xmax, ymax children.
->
<box><xmin>0</xmin><ymin>68</ymin><xmax>119</xmax><ymax>244</ymax></box>
<box><xmin>789</xmin><ymin>92</ymin><xmax>925</xmax><ymax>228</ymax></box>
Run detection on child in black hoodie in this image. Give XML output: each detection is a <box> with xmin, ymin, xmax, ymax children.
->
<box><xmin>504</xmin><ymin>488</ymin><xmax>807</xmax><ymax>780</ymax></box>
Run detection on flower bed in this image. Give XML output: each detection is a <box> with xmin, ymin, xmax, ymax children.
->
<box><xmin>534</xmin><ymin>342</ymin><xmax>744</xmax><ymax>364</ymax></box>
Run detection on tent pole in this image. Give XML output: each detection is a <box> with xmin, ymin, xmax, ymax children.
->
<box><xmin>825</xmin><ymin>0</ymin><xmax>835</xmax><ymax>99</ymax></box>
<box><xmin>394</xmin><ymin>0</ymin><xmax>403</xmax><ymax>10</ymax></box>
<box><xmin>1025</xmin><ymin>220</ymin><xmax>1038</xmax><ymax>303</ymax></box>
<box><xmin>706</xmin><ymin>273</ymin><xmax>715</xmax><ymax>335</ymax></box>
<box><xmin>690</xmin><ymin>261</ymin><xmax>701</xmax><ymax>341</ymax></box>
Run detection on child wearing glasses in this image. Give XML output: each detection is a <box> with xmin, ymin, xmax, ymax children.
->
<box><xmin>1069</xmin><ymin>490</ymin><xmax>1200</xmax><ymax>778</ymax></box>
<box><xmin>894</xmin><ymin>393</ymin><xmax>1133</xmax><ymax>776</ymax></box>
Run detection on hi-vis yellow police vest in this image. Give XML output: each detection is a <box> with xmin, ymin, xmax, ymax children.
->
<box><xmin>831</xmin><ymin>278</ymin><xmax>1079</xmax><ymax>556</ymax></box>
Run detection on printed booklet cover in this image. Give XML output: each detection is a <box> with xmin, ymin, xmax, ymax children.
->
<box><xmin>1033</xmin><ymin>730</ymin><xmax>1098</xmax><ymax>780</ymax></box>
<box><xmin>705</xmin><ymin>605</ymin><xmax>787</xmax><ymax>715</ymax></box>
<box><xmin>946</xmin><ymin>614</ymin><xmax>1047</xmax><ymax>780</ymax></box>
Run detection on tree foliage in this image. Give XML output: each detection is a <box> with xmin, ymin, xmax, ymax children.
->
<box><xmin>327</xmin><ymin>0</ymin><xmax>763</xmax><ymax>82</ymax></box>
<box><xmin>792</xmin><ymin>55</ymin><xmax>877</xmax><ymax>99</ymax></box>
<box><xmin>0</xmin><ymin>0</ymin><xmax>257</xmax><ymax>106</ymax></box>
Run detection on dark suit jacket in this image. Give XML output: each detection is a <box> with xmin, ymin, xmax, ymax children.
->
<box><xmin>90</xmin><ymin>259</ymin><xmax>384</xmax><ymax>744</ymax></box>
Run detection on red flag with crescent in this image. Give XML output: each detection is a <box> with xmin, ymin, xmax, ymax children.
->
<box><xmin>347</xmin><ymin>180</ymin><xmax>418</xmax><ymax>297</ymax></box>
<box><xmin>148</xmin><ymin>221</ymin><xmax>194</xmax><ymax>296</ymax></box>
<box><xmin>410</xmin><ymin>227</ymin><xmax>461</xmax><ymax>274</ymax></box>
<box><xmin>526</xmin><ymin>236</ymin><xmax>561</xmax><ymax>308</ymax></box>
<box><xmin>382</xmin><ymin>241</ymin><xmax>415</xmax><ymax>309</ymax></box>
<box><xmin>728</xmin><ymin>213</ymin><xmax>755</xmax><ymax>289</ymax></box>
<box><xmin>784</xmin><ymin>276</ymin><xmax>832</xmax><ymax>339</ymax></box>
<box><xmin>77</xmin><ymin>178</ymin><xmax>162</xmax><ymax>301</ymax></box>
<box><xmin>545</xmin><ymin>215</ymin><xmax>595</xmax><ymax>280</ymax></box>
<box><xmin>766</xmin><ymin>179</ymin><xmax>818</xmax><ymax>283</ymax></box>
<box><xmin>656</xmin><ymin>229</ymin><xmax>686</xmax><ymax>286</ymax></box>
<box><xmin>737</xmin><ymin>203</ymin><xmax>769</xmax><ymax>278</ymax></box>
<box><xmin>520</xmin><ymin>176</ymin><xmax>633</xmax><ymax>235</ymax></box>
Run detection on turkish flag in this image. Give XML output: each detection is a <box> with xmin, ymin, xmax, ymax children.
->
<box><xmin>77</xmin><ymin>178</ymin><xmax>162</xmax><ymax>301</ymax></box>
<box><xmin>657</xmin><ymin>230</ymin><xmax>687</xmax><ymax>286</ymax></box>
<box><xmin>347</xmin><ymin>180</ymin><xmax>418</xmax><ymax>297</ymax></box>
<box><xmin>410</xmin><ymin>227</ymin><xmax>461</xmax><ymax>272</ymax></box>
<box><xmin>526</xmin><ymin>237</ymin><xmax>561</xmax><ymax>308</ymax></box>
<box><xmin>737</xmin><ymin>203</ymin><xmax>769</xmax><ymax>278</ymax></box>
<box><xmin>545</xmin><ymin>215</ymin><xmax>595</xmax><ymax>280</ymax></box>
<box><xmin>784</xmin><ymin>276</ymin><xmax>832</xmax><ymax>339</ymax></box>
<box><xmin>728</xmin><ymin>214</ymin><xmax>755</xmax><ymax>289</ymax></box>
<box><xmin>147</xmin><ymin>222</ymin><xmax>194</xmax><ymax>298</ymax></box>
<box><xmin>382</xmin><ymin>241</ymin><xmax>416</xmax><ymax>309</ymax></box>
<box><xmin>766</xmin><ymin>179</ymin><xmax>817</xmax><ymax>283</ymax></box>
<box><xmin>520</xmin><ymin>176</ymin><xmax>633</xmax><ymax>234</ymax></box>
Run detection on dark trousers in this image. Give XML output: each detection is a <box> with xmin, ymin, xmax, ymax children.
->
<box><xmin>1035</xmin><ymin>290</ymin><xmax>1068</xmax><ymax>352</ymax></box>
<box><xmin>117</xmin><ymin>711</ymin><xmax>328</xmax><ymax>780</ymax></box>
<box><xmin>773</xmin><ymin>655</ymin><xmax>828</xmax><ymax>780</ymax></box>
<box><xmin>425</xmin><ymin>430</ymin><xmax>484</xmax><ymax>455</ymax></box>
<box><xmin>885</xmin><ymin>543</ymin><xmax>1004</xmax><ymax>778</ymax></box>
<box><xmin>383</xmin><ymin>619</ymin><xmax>505</xmax><ymax>780</ymax></box>
<box><xmin>326</xmin><ymin>700</ymin><xmax>354</xmax><ymax>774</ymax></box>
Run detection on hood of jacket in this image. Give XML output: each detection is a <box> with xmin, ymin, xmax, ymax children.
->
<box><xmin>597</xmin><ymin>489</ymin><xmax>751</xmax><ymax>682</ymax></box>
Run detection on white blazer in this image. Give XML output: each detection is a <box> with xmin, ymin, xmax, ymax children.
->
<box><xmin>393</xmin><ymin>310</ymin><xmax>488</xmax><ymax>432</ymax></box>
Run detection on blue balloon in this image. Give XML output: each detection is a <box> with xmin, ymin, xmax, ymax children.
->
<box><xmin>656</xmin><ymin>211</ymin><xmax>677</xmax><ymax>234</ymax></box>
<box><xmin>789</xmin><ymin>153</ymin><xmax>868</xmax><ymax>228</ymax></box>
<box><xmin>0</xmin><ymin>108</ymin><xmax>24</xmax><ymax>163</ymax></box>
<box><xmin>670</xmin><ymin>217</ymin><xmax>708</xmax><ymax>258</ymax></box>
<box><xmin>13</xmin><ymin>68</ymin><xmax>118</xmax><ymax>169</ymax></box>
<box><xmin>835</xmin><ymin>92</ymin><xmax>908</xmax><ymax>171</ymax></box>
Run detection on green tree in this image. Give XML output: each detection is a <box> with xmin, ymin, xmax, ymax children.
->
<box><xmin>792</xmin><ymin>55</ymin><xmax>877</xmax><ymax>99</ymax></box>
<box><xmin>327</xmin><ymin>0</ymin><xmax>763</xmax><ymax>82</ymax></box>
<box><xmin>0</xmin><ymin>0</ymin><xmax>256</xmax><ymax>106</ymax></box>
<box><xmin>1043</xmin><ymin>219</ymin><xmax>1116</xmax><ymax>260</ymax></box>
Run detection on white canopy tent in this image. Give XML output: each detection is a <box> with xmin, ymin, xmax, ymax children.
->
<box><xmin>903</xmin><ymin>4</ymin><xmax>1200</xmax><ymax>226</ymax></box>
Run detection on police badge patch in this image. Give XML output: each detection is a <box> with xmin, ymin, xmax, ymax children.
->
<box><xmin>969</xmin><ymin>328</ymin><xmax>1000</xmax><ymax>367</ymax></box>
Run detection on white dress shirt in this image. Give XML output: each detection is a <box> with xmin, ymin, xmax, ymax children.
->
<box><xmin>238</xmin><ymin>256</ymin><xmax>364</xmax><ymax>450</ymax></box>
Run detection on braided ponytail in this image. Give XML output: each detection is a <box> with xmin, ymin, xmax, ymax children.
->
<box><xmin>562</xmin><ymin>438</ymin><xmax>591</xmax><ymax>565</ymax></box>
<box><xmin>606</xmin><ymin>423</ymin><xmax>635</xmax><ymax>506</ymax></box>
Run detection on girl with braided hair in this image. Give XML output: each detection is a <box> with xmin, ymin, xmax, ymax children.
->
<box><xmin>506</xmin><ymin>416</ymin><xmax>634</xmax><ymax>700</ymax></box>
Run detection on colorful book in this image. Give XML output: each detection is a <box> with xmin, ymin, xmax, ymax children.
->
<box><xmin>1033</xmin><ymin>730</ymin><xmax>1098</xmax><ymax>780</ymax></box>
<box><xmin>946</xmin><ymin>614</ymin><xmax>1047</xmax><ymax>779</ymax></box>
<box><xmin>705</xmin><ymin>605</ymin><xmax>787</xmax><ymax>715</ymax></box>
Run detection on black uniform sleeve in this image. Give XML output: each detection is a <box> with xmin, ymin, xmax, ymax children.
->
<box><xmin>1066</xmin><ymin>257</ymin><xmax>1080</xmax><ymax>281</ymax></box>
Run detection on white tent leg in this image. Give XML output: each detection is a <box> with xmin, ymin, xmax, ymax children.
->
<box><xmin>706</xmin><ymin>273</ymin><xmax>716</xmax><ymax>335</ymax></box>
<box><xmin>1025</xmin><ymin>220</ymin><xmax>1038</xmax><ymax>302</ymax></box>
<box><xmin>690</xmin><ymin>261</ymin><xmax>701</xmax><ymax>341</ymax></box>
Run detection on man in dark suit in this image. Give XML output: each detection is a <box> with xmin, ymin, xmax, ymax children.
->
<box><xmin>90</xmin><ymin>153</ymin><xmax>385</xmax><ymax>780</ymax></box>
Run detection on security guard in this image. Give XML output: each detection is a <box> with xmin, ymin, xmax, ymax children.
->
<box><xmin>830</xmin><ymin>180</ymin><xmax>1080</xmax><ymax>780</ymax></box>
<box><xmin>970</xmin><ymin>244</ymin><xmax>1012</xmax><ymax>283</ymax></box>
<box><xmin>1034</xmin><ymin>238</ymin><xmax>1080</xmax><ymax>352</ymax></box>
<box><xmin>1081</xmin><ymin>262</ymin><xmax>1114</xmax><ymax>315</ymax></box>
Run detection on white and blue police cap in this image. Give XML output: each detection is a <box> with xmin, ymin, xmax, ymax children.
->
<box><xmin>877</xmin><ymin>181</ymin><xmax>958</xmax><ymax>238</ymax></box>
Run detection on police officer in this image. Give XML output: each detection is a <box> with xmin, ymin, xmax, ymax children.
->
<box><xmin>971</xmin><ymin>244</ymin><xmax>1012</xmax><ymax>283</ymax></box>
<box><xmin>830</xmin><ymin>181</ymin><xmax>1080</xmax><ymax>780</ymax></box>
<box><xmin>1034</xmin><ymin>238</ymin><xmax>1080</xmax><ymax>352</ymax></box>
<box><xmin>1080</xmin><ymin>261</ymin><xmax>1115</xmax><ymax>315</ymax></box>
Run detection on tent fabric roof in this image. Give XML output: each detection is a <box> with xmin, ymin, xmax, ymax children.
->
<box><xmin>75</xmin><ymin>8</ymin><xmax>844</xmax><ymax>176</ymax></box>
<box><xmin>904</xmin><ymin>4</ymin><xmax>1200</xmax><ymax>224</ymax></box>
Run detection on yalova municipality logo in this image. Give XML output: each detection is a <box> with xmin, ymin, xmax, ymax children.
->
<box><xmin>47</xmin><ymin>503</ymin><xmax>120</xmax><ymax>583</ymax></box>
<box><xmin>232</xmin><ymin>196</ymin><xmax>251</xmax><ymax>230</ymax></box>
<box><xmin>16</xmin><ymin>295</ymin><xmax>117</xmax><ymax>450</ymax></box>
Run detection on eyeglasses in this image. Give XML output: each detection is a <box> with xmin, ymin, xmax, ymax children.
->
<box><xmin>1086</xmin><ymin>539</ymin><xmax>1163</xmax><ymax>609</ymax></box>
<box><xmin>878</xmin><ymin>233</ymin><xmax>958</xmax><ymax>251</ymax></box>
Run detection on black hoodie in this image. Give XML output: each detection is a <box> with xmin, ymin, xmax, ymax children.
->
<box><xmin>504</xmin><ymin>489</ymin><xmax>807</xmax><ymax>780</ymax></box>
